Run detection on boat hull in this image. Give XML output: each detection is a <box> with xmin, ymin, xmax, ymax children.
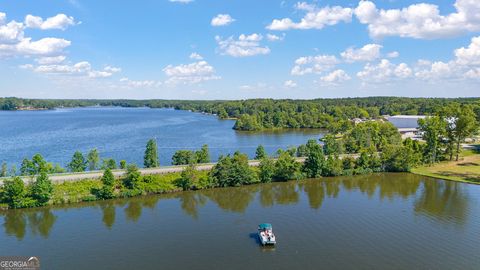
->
<box><xmin>258</xmin><ymin>232</ymin><xmax>276</xmax><ymax>245</ymax></box>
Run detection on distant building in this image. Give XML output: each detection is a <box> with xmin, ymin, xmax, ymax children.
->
<box><xmin>352</xmin><ymin>118</ymin><xmax>383</xmax><ymax>125</ymax></box>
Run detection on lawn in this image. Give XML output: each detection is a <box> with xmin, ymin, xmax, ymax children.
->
<box><xmin>412</xmin><ymin>150</ymin><xmax>480</xmax><ymax>184</ymax></box>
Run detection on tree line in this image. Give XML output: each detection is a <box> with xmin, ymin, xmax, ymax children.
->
<box><xmin>2</xmin><ymin>97</ymin><xmax>480</xmax><ymax>131</ymax></box>
<box><xmin>0</xmin><ymin>139</ymin><xmax>210</xmax><ymax>178</ymax></box>
<box><xmin>418</xmin><ymin>103</ymin><xmax>478</xmax><ymax>163</ymax></box>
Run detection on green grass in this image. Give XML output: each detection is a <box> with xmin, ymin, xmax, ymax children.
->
<box><xmin>1</xmin><ymin>168</ymin><xmax>212</xmax><ymax>209</ymax></box>
<box><xmin>50</xmin><ymin>170</ymin><xmax>211</xmax><ymax>206</ymax></box>
<box><xmin>411</xmin><ymin>152</ymin><xmax>480</xmax><ymax>185</ymax></box>
<box><xmin>52</xmin><ymin>179</ymin><xmax>102</xmax><ymax>205</ymax></box>
<box><xmin>136</xmin><ymin>173</ymin><xmax>182</xmax><ymax>194</ymax></box>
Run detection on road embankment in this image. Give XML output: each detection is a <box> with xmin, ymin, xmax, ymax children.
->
<box><xmin>0</xmin><ymin>158</ymin><xmax>306</xmax><ymax>185</ymax></box>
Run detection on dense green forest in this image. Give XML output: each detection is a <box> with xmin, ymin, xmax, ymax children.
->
<box><xmin>1</xmin><ymin>97</ymin><xmax>480</xmax><ymax>131</ymax></box>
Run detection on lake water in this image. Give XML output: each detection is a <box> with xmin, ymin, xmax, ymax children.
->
<box><xmin>1</xmin><ymin>173</ymin><xmax>479</xmax><ymax>270</ymax></box>
<box><xmin>387</xmin><ymin>115</ymin><xmax>425</xmax><ymax>129</ymax></box>
<box><xmin>0</xmin><ymin>107</ymin><xmax>322</xmax><ymax>168</ymax></box>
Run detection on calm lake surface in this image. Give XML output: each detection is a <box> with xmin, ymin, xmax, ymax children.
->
<box><xmin>0</xmin><ymin>107</ymin><xmax>322</xmax><ymax>167</ymax></box>
<box><xmin>1</xmin><ymin>173</ymin><xmax>479</xmax><ymax>270</ymax></box>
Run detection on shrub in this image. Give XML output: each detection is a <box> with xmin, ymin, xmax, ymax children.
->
<box><xmin>97</xmin><ymin>168</ymin><xmax>115</xmax><ymax>199</ymax></box>
<box><xmin>302</xmin><ymin>142</ymin><xmax>324</xmax><ymax>178</ymax></box>
<box><xmin>31</xmin><ymin>171</ymin><xmax>54</xmax><ymax>205</ymax></box>
<box><xmin>123</xmin><ymin>164</ymin><xmax>141</xmax><ymax>190</ymax></box>
<box><xmin>176</xmin><ymin>164</ymin><xmax>197</xmax><ymax>190</ymax></box>
<box><xmin>275</xmin><ymin>152</ymin><xmax>300</xmax><ymax>181</ymax></box>
<box><xmin>3</xmin><ymin>177</ymin><xmax>27</xmax><ymax>208</ymax></box>
<box><xmin>258</xmin><ymin>157</ymin><xmax>275</xmax><ymax>183</ymax></box>
<box><xmin>68</xmin><ymin>151</ymin><xmax>87</xmax><ymax>172</ymax></box>
<box><xmin>209</xmin><ymin>152</ymin><xmax>257</xmax><ymax>187</ymax></box>
<box><xmin>119</xmin><ymin>160</ymin><xmax>127</xmax><ymax>169</ymax></box>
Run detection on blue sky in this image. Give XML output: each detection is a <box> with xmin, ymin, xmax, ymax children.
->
<box><xmin>1</xmin><ymin>0</ymin><xmax>479</xmax><ymax>99</ymax></box>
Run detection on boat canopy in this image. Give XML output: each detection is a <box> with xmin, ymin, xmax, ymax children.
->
<box><xmin>258</xmin><ymin>223</ymin><xmax>272</xmax><ymax>230</ymax></box>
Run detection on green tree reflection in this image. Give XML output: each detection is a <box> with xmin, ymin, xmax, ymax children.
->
<box><xmin>27</xmin><ymin>209</ymin><xmax>56</xmax><ymax>237</ymax></box>
<box><xmin>273</xmin><ymin>182</ymin><xmax>299</xmax><ymax>205</ymax></box>
<box><xmin>378</xmin><ymin>174</ymin><xmax>421</xmax><ymax>200</ymax></box>
<box><xmin>202</xmin><ymin>185</ymin><xmax>257</xmax><ymax>213</ymax></box>
<box><xmin>414</xmin><ymin>180</ymin><xmax>469</xmax><ymax>225</ymax></box>
<box><xmin>259</xmin><ymin>185</ymin><xmax>275</xmax><ymax>207</ymax></box>
<box><xmin>324</xmin><ymin>180</ymin><xmax>340</xmax><ymax>198</ymax></box>
<box><xmin>3</xmin><ymin>210</ymin><xmax>26</xmax><ymax>240</ymax></box>
<box><xmin>2</xmin><ymin>208</ymin><xmax>56</xmax><ymax>240</ymax></box>
<box><xmin>178</xmin><ymin>192</ymin><xmax>207</xmax><ymax>219</ymax></box>
<box><xmin>302</xmin><ymin>180</ymin><xmax>325</xmax><ymax>210</ymax></box>
<box><xmin>142</xmin><ymin>195</ymin><xmax>160</xmax><ymax>209</ymax></box>
<box><xmin>124</xmin><ymin>200</ymin><xmax>142</xmax><ymax>222</ymax></box>
<box><xmin>101</xmin><ymin>203</ymin><xmax>116</xmax><ymax>229</ymax></box>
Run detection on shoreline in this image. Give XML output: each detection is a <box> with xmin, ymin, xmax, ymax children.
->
<box><xmin>0</xmin><ymin>158</ymin><xmax>305</xmax><ymax>185</ymax></box>
<box><xmin>0</xmin><ymin>172</ymin><xmax>394</xmax><ymax>211</ymax></box>
<box><xmin>3</xmin><ymin>150</ymin><xmax>480</xmax><ymax>210</ymax></box>
<box><xmin>411</xmin><ymin>151</ymin><xmax>480</xmax><ymax>185</ymax></box>
<box><xmin>410</xmin><ymin>169</ymin><xmax>480</xmax><ymax>185</ymax></box>
<box><xmin>2</xmin><ymin>167</ymin><xmax>478</xmax><ymax>211</ymax></box>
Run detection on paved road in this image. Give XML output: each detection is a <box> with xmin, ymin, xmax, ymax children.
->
<box><xmin>2</xmin><ymin>158</ymin><xmax>307</xmax><ymax>185</ymax></box>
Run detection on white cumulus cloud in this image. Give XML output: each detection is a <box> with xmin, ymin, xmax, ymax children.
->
<box><xmin>284</xmin><ymin>80</ymin><xmax>297</xmax><ymax>88</ymax></box>
<box><xmin>267</xmin><ymin>2</ymin><xmax>353</xmax><ymax>30</ymax></box>
<box><xmin>215</xmin><ymin>34</ymin><xmax>270</xmax><ymax>57</ymax></box>
<box><xmin>354</xmin><ymin>0</ymin><xmax>480</xmax><ymax>39</ymax></box>
<box><xmin>239</xmin><ymin>82</ymin><xmax>269</xmax><ymax>91</ymax></box>
<box><xmin>266</xmin><ymin>33</ymin><xmax>285</xmax><ymax>42</ymax></box>
<box><xmin>415</xmin><ymin>36</ymin><xmax>480</xmax><ymax>80</ymax></box>
<box><xmin>0</xmin><ymin>21</ymin><xmax>24</xmax><ymax>43</ymax></box>
<box><xmin>211</xmin><ymin>14</ymin><xmax>235</xmax><ymax>26</ymax></box>
<box><xmin>357</xmin><ymin>59</ymin><xmax>412</xmax><ymax>83</ymax></box>
<box><xmin>23</xmin><ymin>61</ymin><xmax>121</xmax><ymax>78</ymax></box>
<box><xmin>189</xmin><ymin>52</ymin><xmax>203</xmax><ymax>60</ymax></box>
<box><xmin>415</xmin><ymin>61</ymin><xmax>456</xmax><ymax>80</ymax></box>
<box><xmin>341</xmin><ymin>44</ymin><xmax>382</xmax><ymax>62</ymax></box>
<box><xmin>0</xmin><ymin>11</ymin><xmax>72</xmax><ymax>58</ymax></box>
<box><xmin>320</xmin><ymin>69</ymin><xmax>351</xmax><ymax>85</ymax></box>
<box><xmin>25</xmin><ymin>14</ymin><xmax>76</xmax><ymax>30</ymax></box>
<box><xmin>291</xmin><ymin>54</ymin><xmax>339</xmax><ymax>75</ymax></box>
<box><xmin>0</xmin><ymin>12</ymin><xmax>5</xmax><ymax>24</ymax></box>
<box><xmin>1</xmin><ymin>37</ymin><xmax>71</xmax><ymax>57</ymax></box>
<box><xmin>387</xmin><ymin>51</ymin><xmax>400</xmax><ymax>58</ymax></box>
<box><xmin>35</xmin><ymin>55</ymin><xmax>66</xmax><ymax>64</ymax></box>
<box><xmin>163</xmin><ymin>60</ymin><xmax>220</xmax><ymax>85</ymax></box>
<box><xmin>454</xmin><ymin>36</ymin><xmax>480</xmax><ymax>65</ymax></box>
<box><xmin>120</xmin><ymin>77</ymin><xmax>161</xmax><ymax>88</ymax></box>
<box><xmin>19</xmin><ymin>37</ymin><xmax>70</xmax><ymax>55</ymax></box>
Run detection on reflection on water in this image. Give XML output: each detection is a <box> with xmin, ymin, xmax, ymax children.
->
<box><xmin>101</xmin><ymin>203</ymin><xmax>115</xmax><ymax>229</ymax></box>
<box><xmin>202</xmin><ymin>186</ymin><xmax>257</xmax><ymax>213</ymax></box>
<box><xmin>1</xmin><ymin>173</ymin><xmax>475</xmax><ymax>238</ymax></box>
<box><xmin>125</xmin><ymin>201</ymin><xmax>142</xmax><ymax>222</ymax></box>
<box><xmin>415</xmin><ymin>180</ymin><xmax>469</xmax><ymax>224</ymax></box>
<box><xmin>179</xmin><ymin>192</ymin><xmax>207</xmax><ymax>219</ymax></box>
<box><xmin>302</xmin><ymin>180</ymin><xmax>325</xmax><ymax>209</ymax></box>
<box><xmin>3</xmin><ymin>208</ymin><xmax>57</xmax><ymax>240</ymax></box>
<box><xmin>2</xmin><ymin>173</ymin><xmax>479</xmax><ymax>270</ymax></box>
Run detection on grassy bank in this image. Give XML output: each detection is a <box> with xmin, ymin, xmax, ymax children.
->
<box><xmin>411</xmin><ymin>150</ymin><xmax>480</xmax><ymax>185</ymax></box>
<box><xmin>0</xmin><ymin>171</ymin><xmax>210</xmax><ymax>209</ymax></box>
